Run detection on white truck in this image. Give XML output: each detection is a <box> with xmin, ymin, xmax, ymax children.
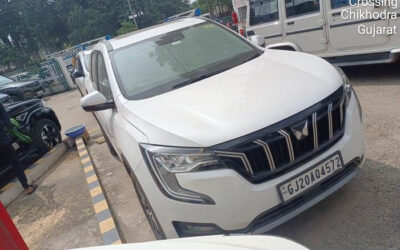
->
<box><xmin>246</xmin><ymin>0</ymin><xmax>400</xmax><ymax>66</ymax></box>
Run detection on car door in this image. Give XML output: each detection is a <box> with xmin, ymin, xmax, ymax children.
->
<box><xmin>93</xmin><ymin>52</ymin><xmax>117</xmax><ymax>147</ymax></box>
<box><xmin>284</xmin><ymin>0</ymin><xmax>327</xmax><ymax>52</ymax></box>
<box><xmin>247</xmin><ymin>0</ymin><xmax>284</xmax><ymax>44</ymax></box>
<box><xmin>327</xmin><ymin>0</ymin><xmax>389</xmax><ymax>50</ymax></box>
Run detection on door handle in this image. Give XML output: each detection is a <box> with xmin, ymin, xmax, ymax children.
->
<box><xmin>287</xmin><ymin>21</ymin><xmax>295</xmax><ymax>25</ymax></box>
<box><xmin>332</xmin><ymin>11</ymin><xmax>341</xmax><ymax>17</ymax></box>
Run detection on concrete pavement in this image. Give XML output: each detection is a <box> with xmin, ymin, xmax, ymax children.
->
<box><xmin>8</xmin><ymin>150</ymin><xmax>104</xmax><ymax>250</ymax></box>
<box><xmin>87</xmin><ymin>139</ymin><xmax>155</xmax><ymax>243</ymax></box>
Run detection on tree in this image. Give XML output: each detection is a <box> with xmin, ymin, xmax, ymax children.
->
<box><xmin>192</xmin><ymin>0</ymin><xmax>232</xmax><ymax>17</ymax></box>
<box><xmin>0</xmin><ymin>0</ymin><xmax>191</xmax><ymax>71</ymax></box>
<box><xmin>0</xmin><ymin>44</ymin><xmax>26</xmax><ymax>69</ymax></box>
<box><xmin>117</xmin><ymin>21</ymin><xmax>138</xmax><ymax>36</ymax></box>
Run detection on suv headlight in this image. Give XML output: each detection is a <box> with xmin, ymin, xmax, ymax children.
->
<box><xmin>140</xmin><ymin>144</ymin><xmax>220</xmax><ymax>205</ymax></box>
<box><xmin>335</xmin><ymin>66</ymin><xmax>362</xmax><ymax>121</ymax></box>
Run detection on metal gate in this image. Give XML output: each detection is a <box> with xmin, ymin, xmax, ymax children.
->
<box><xmin>39</xmin><ymin>59</ymin><xmax>70</xmax><ymax>95</ymax></box>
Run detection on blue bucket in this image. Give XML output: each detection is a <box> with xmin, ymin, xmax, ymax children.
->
<box><xmin>65</xmin><ymin>125</ymin><xmax>86</xmax><ymax>139</ymax></box>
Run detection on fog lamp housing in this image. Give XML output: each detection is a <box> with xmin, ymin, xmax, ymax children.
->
<box><xmin>173</xmin><ymin>221</ymin><xmax>225</xmax><ymax>237</ymax></box>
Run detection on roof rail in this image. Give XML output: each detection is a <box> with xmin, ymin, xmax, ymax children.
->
<box><xmin>100</xmin><ymin>37</ymin><xmax>114</xmax><ymax>52</ymax></box>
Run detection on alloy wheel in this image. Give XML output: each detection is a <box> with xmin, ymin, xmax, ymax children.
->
<box><xmin>41</xmin><ymin>124</ymin><xmax>60</xmax><ymax>149</ymax></box>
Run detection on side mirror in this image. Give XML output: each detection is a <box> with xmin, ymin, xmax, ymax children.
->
<box><xmin>71</xmin><ymin>70</ymin><xmax>85</xmax><ymax>80</ymax></box>
<box><xmin>80</xmin><ymin>91</ymin><xmax>114</xmax><ymax>112</ymax></box>
<box><xmin>249</xmin><ymin>35</ymin><xmax>265</xmax><ymax>47</ymax></box>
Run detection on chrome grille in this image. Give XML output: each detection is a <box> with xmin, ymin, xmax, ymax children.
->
<box><xmin>213</xmin><ymin>87</ymin><xmax>346</xmax><ymax>183</ymax></box>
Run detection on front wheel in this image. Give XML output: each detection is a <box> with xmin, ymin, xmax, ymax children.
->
<box><xmin>32</xmin><ymin>119</ymin><xmax>62</xmax><ymax>154</ymax></box>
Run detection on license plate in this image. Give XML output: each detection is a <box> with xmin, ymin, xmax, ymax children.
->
<box><xmin>278</xmin><ymin>152</ymin><xmax>344</xmax><ymax>202</ymax></box>
<box><xmin>37</xmin><ymin>90</ymin><xmax>44</xmax><ymax>95</ymax></box>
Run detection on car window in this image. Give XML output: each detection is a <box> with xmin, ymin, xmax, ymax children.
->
<box><xmin>0</xmin><ymin>76</ymin><xmax>14</xmax><ymax>86</ymax></box>
<box><xmin>285</xmin><ymin>0</ymin><xmax>320</xmax><ymax>18</ymax></box>
<box><xmin>249</xmin><ymin>0</ymin><xmax>279</xmax><ymax>26</ymax></box>
<box><xmin>331</xmin><ymin>0</ymin><xmax>357</xmax><ymax>9</ymax></box>
<box><xmin>91</xmin><ymin>53</ymin><xmax>98</xmax><ymax>84</ymax></box>
<box><xmin>111</xmin><ymin>22</ymin><xmax>260</xmax><ymax>100</ymax></box>
<box><xmin>96</xmin><ymin>54</ymin><xmax>112</xmax><ymax>100</ymax></box>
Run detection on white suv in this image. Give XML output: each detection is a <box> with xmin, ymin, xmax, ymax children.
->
<box><xmin>80</xmin><ymin>17</ymin><xmax>365</xmax><ymax>239</ymax></box>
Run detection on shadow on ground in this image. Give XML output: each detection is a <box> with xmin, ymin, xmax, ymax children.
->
<box><xmin>343</xmin><ymin>62</ymin><xmax>400</xmax><ymax>86</ymax></box>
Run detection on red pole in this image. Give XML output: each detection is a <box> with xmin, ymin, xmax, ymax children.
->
<box><xmin>0</xmin><ymin>202</ymin><xmax>29</xmax><ymax>250</ymax></box>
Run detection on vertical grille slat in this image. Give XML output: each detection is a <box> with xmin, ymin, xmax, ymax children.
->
<box><xmin>254</xmin><ymin>140</ymin><xmax>276</xmax><ymax>171</ymax></box>
<box><xmin>312</xmin><ymin>112</ymin><xmax>318</xmax><ymax>149</ymax></box>
<box><xmin>340</xmin><ymin>97</ymin><xmax>345</xmax><ymax>125</ymax></box>
<box><xmin>328</xmin><ymin>103</ymin><xmax>334</xmax><ymax>140</ymax></box>
<box><xmin>278</xmin><ymin>130</ymin><xmax>295</xmax><ymax>163</ymax></box>
<box><xmin>213</xmin><ymin>87</ymin><xmax>346</xmax><ymax>183</ymax></box>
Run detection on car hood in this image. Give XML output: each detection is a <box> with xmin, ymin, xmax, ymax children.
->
<box><xmin>76</xmin><ymin>235</ymin><xmax>308</xmax><ymax>250</ymax></box>
<box><xmin>122</xmin><ymin>50</ymin><xmax>343</xmax><ymax>147</ymax></box>
<box><xmin>0</xmin><ymin>80</ymin><xmax>35</xmax><ymax>89</ymax></box>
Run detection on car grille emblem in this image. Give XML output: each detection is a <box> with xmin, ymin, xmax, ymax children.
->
<box><xmin>291</xmin><ymin>120</ymin><xmax>309</xmax><ymax>141</ymax></box>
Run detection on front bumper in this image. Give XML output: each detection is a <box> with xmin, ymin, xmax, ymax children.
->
<box><xmin>135</xmin><ymin>96</ymin><xmax>365</xmax><ymax>238</ymax></box>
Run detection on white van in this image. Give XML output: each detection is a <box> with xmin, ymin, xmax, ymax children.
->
<box><xmin>246</xmin><ymin>0</ymin><xmax>400</xmax><ymax>66</ymax></box>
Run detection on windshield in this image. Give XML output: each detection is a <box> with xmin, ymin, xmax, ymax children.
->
<box><xmin>111</xmin><ymin>22</ymin><xmax>260</xmax><ymax>100</ymax></box>
<box><xmin>0</xmin><ymin>75</ymin><xmax>14</xmax><ymax>86</ymax></box>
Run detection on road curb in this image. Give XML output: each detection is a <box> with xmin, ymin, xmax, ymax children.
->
<box><xmin>0</xmin><ymin>143</ymin><xmax>68</xmax><ymax>206</ymax></box>
<box><xmin>75</xmin><ymin>137</ymin><xmax>122</xmax><ymax>245</ymax></box>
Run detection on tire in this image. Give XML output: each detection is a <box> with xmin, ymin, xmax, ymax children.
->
<box><xmin>133</xmin><ymin>178</ymin><xmax>166</xmax><ymax>240</ymax></box>
<box><xmin>32</xmin><ymin>119</ymin><xmax>62</xmax><ymax>154</ymax></box>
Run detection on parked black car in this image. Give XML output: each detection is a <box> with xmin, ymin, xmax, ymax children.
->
<box><xmin>0</xmin><ymin>75</ymin><xmax>46</xmax><ymax>102</ymax></box>
<box><xmin>0</xmin><ymin>99</ymin><xmax>62</xmax><ymax>177</ymax></box>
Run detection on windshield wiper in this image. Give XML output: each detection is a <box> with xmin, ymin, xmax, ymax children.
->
<box><xmin>244</xmin><ymin>52</ymin><xmax>262</xmax><ymax>63</ymax></box>
<box><xmin>172</xmin><ymin>78</ymin><xmax>196</xmax><ymax>90</ymax></box>
<box><xmin>172</xmin><ymin>52</ymin><xmax>263</xmax><ymax>90</ymax></box>
<box><xmin>172</xmin><ymin>69</ymin><xmax>227</xmax><ymax>90</ymax></box>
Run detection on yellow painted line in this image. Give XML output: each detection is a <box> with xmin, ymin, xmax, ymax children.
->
<box><xmin>74</xmin><ymin>136</ymin><xmax>122</xmax><ymax>245</ymax></box>
<box><xmin>111</xmin><ymin>240</ymin><xmax>122</xmax><ymax>245</ymax></box>
<box><xmin>99</xmin><ymin>217</ymin><xmax>116</xmax><ymax>234</ymax></box>
<box><xmin>81</xmin><ymin>157</ymin><xmax>91</xmax><ymax>164</ymax></box>
<box><xmin>86</xmin><ymin>175</ymin><xmax>98</xmax><ymax>184</ymax></box>
<box><xmin>84</xmin><ymin>165</ymin><xmax>94</xmax><ymax>174</ymax></box>
<box><xmin>90</xmin><ymin>186</ymin><xmax>102</xmax><ymax>197</ymax></box>
<box><xmin>24</xmin><ymin>169</ymin><xmax>31</xmax><ymax>174</ymax></box>
<box><xmin>94</xmin><ymin>200</ymin><xmax>108</xmax><ymax>214</ymax></box>
<box><xmin>79</xmin><ymin>150</ymin><xmax>88</xmax><ymax>157</ymax></box>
